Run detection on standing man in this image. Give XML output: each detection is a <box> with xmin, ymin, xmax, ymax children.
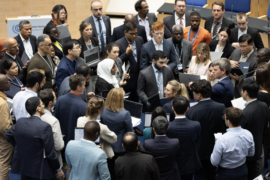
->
<box><xmin>115</xmin><ymin>22</ymin><xmax>144</xmax><ymax>102</ymax></box>
<box><xmin>211</xmin><ymin>107</ymin><xmax>255</xmax><ymax>180</ymax></box>
<box><xmin>256</xmin><ymin>48</ymin><xmax>270</xmax><ymax>64</ymax></box>
<box><xmin>14</xmin><ymin>20</ymin><xmax>37</xmax><ymax>60</ymax></box>
<box><xmin>163</xmin><ymin>0</ymin><xmax>190</xmax><ymax>39</ymax></box>
<box><xmin>230</xmin><ymin>13</ymin><xmax>264</xmax><ymax>50</ymax></box>
<box><xmin>140</xmin><ymin>21</ymin><xmax>177</xmax><ymax>71</ymax></box>
<box><xmin>134</xmin><ymin>0</ymin><xmax>157</xmax><ymax>41</ymax></box>
<box><xmin>0</xmin><ymin>75</ymin><xmax>13</xmax><ymax>180</ymax></box>
<box><xmin>137</xmin><ymin>51</ymin><xmax>174</xmax><ymax>104</ymax></box>
<box><xmin>84</xmin><ymin>0</ymin><xmax>111</xmax><ymax>53</ymax></box>
<box><xmin>186</xmin><ymin>80</ymin><xmax>226</xmax><ymax>180</ymax></box>
<box><xmin>168</xmin><ymin>24</ymin><xmax>193</xmax><ymax>72</ymax></box>
<box><xmin>183</xmin><ymin>12</ymin><xmax>211</xmax><ymax>55</ymax></box>
<box><xmin>204</xmin><ymin>1</ymin><xmax>235</xmax><ymax>40</ymax></box>
<box><xmin>241</xmin><ymin>79</ymin><xmax>270</xmax><ymax>180</ymax></box>
<box><xmin>5</xmin><ymin>97</ymin><xmax>64</xmax><ymax>180</ymax></box>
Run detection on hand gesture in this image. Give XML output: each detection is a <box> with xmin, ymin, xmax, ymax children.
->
<box><xmin>126</xmin><ymin>44</ymin><xmax>133</xmax><ymax>55</ymax></box>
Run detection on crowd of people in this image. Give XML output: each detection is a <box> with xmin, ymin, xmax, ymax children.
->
<box><xmin>0</xmin><ymin>0</ymin><xmax>270</xmax><ymax>180</ymax></box>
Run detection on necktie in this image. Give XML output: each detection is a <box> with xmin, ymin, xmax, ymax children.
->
<box><xmin>116</xmin><ymin>71</ymin><xmax>121</xmax><ymax>82</ymax></box>
<box><xmin>180</xmin><ymin>18</ymin><xmax>183</xmax><ymax>27</ymax></box>
<box><xmin>212</xmin><ymin>21</ymin><xmax>220</xmax><ymax>39</ymax></box>
<box><xmin>157</xmin><ymin>70</ymin><xmax>164</xmax><ymax>98</ymax></box>
<box><xmin>97</xmin><ymin>18</ymin><xmax>105</xmax><ymax>52</ymax></box>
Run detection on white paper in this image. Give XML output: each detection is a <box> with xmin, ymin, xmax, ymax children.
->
<box><xmin>210</xmin><ymin>52</ymin><xmax>223</xmax><ymax>61</ymax></box>
<box><xmin>131</xmin><ymin>117</ymin><xmax>141</xmax><ymax>127</ymax></box>
<box><xmin>253</xmin><ymin>175</ymin><xmax>263</xmax><ymax>180</ymax></box>
<box><xmin>231</xmin><ymin>97</ymin><xmax>246</xmax><ymax>110</ymax></box>
<box><xmin>74</xmin><ymin>129</ymin><xmax>84</xmax><ymax>141</ymax></box>
<box><xmin>200</xmin><ymin>75</ymin><xmax>207</xmax><ymax>80</ymax></box>
<box><xmin>190</xmin><ymin>102</ymin><xmax>198</xmax><ymax>107</ymax></box>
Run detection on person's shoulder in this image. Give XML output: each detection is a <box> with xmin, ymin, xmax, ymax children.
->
<box><xmin>141</xmin><ymin>65</ymin><xmax>152</xmax><ymax>73</ymax></box>
<box><xmin>142</xmin><ymin>39</ymin><xmax>152</xmax><ymax>47</ymax></box>
<box><xmin>200</xmin><ymin>27</ymin><xmax>210</xmax><ymax>34</ymax></box>
<box><xmin>182</xmin><ymin>38</ymin><xmax>192</xmax><ymax>46</ymax></box>
<box><xmin>163</xmin><ymin>14</ymin><xmax>173</xmax><ymax>22</ymax></box>
<box><xmin>183</xmin><ymin>26</ymin><xmax>190</xmax><ymax>32</ymax></box>
<box><xmin>147</xmin><ymin>13</ymin><xmax>156</xmax><ymax>18</ymax></box>
<box><xmin>136</xmin><ymin>36</ymin><xmax>144</xmax><ymax>43</ymax></box>
<box><xmin>102</xmin><ymin>15</ymin><xmax>111</xmax><ymax>20</ymax></box>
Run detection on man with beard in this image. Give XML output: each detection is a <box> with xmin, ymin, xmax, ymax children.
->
<box><xmin>137</xmin><ymin>50</ymin><xmax>174</xmax><ymax>104</ymax></box>
<box><xmin>13</xmin><ymin>71</ymin><xmax>45</xmax><ymax>120</ymax></box>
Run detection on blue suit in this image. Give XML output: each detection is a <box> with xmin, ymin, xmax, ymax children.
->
<box><xmin>211</xmin><ymin>76</ymin><xmax>234</xmax><ymax>107</ymax></box>
<box><xmin>5</xmin><ymin>116</ymin><xmax>60</xmax><ymax>179</ymax></box>
<box><xmin>55</xmin><ymin>93</ymin><xmax>87</xmax><ymax>145</ymax></box>
<box><xmin>144</xmin><ymin>136</ymin><xmax>181</xmax><ymax>180</ymax></box>
<box><xmin>140</xmin><ymin>39</ymin><xmax>177</xmax><ymax>70</ymax></box>
<box><xmin>56</xmin><ymin>56</ymin><xmax>77</xmax><ymax>89</ymax></box>
<box><xmin>166</xmin><ymin>117</ymin><xmax>201</xmax><ymax>175</ymax></box>
<box><xmin>65</xmin><ymin>139</ymin><xmax>110</xmax><ymax>180</ymax></box>
<box><xmin>163</xmin><ymin>101</ymin><xmax>175</xmax><ymax>121</ymax></box>
<box><xmin>100</xmin><ymin>108</ymin><xmax>133</xmax><ymax>153</ymax></box>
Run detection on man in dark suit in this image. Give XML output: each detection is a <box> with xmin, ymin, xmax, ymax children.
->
<box><xmin>241</xmin><ymin>79</ymin><xmax>270</xmax><ymax>180</ymax></box>
<box><xmin>140</xmin><ymin>21</ymin><xmax>177</xmax><ymax>70</ymax></box>
<box><xmin>14</xmin><ymin>20</ymin><xmax>37</xmax><ymax>60</ymax></box>
<box><xmin>134</xmin><ymin>0</ymin><xmax>157</xmax><ymax>41</ymax></box>
<box><xmin>167</xmin><ymin>95</ymin><xmax>201</xmax><ymax>180</ymax></box>
<box><xmin>230</xmin><ymin>13</ymin><xmax>264</xmax><ymax>50</ymax></box>
<box><xmin>204</xmin><ymin>1</ymin><xmax>235</xmax><ymax>40</ymax></box>
<box><xmin>163</xmin><ymin>0</ymin><xmax>190</xmax><ymax>39</ymax></box>
<box><xmin>5</xmin><ymin>97</ymin><xmax>64</xmax><ymax>180</ymax></box>
<box><xmin>137</xmin><ymin>50</ymin><xmax>174</xmax><ymax>104</ymax></box>
<box><xmin>83</xmin><ymin>0</ymin><xmax>111</xmax><ymax>53</ymax></box>
<box><xmin>186</xmin><ymin>80</ymin><xmax>226</xmax><ymax>180</ymax></box>
<box><xmin>144</xmin><ymin>116</ymin><xmax>180</xmax><ymax>180</ymax></box>
<box><xmin>111</xmin><ymin>14</ymin><xmax>147</xmax><ymax>43</ymax></box>
<box><xmin>211</xmin><ymin>58</ymin><xmax>234</xmax><ymax>107</ymax></box>
<box><xmin>115</xmin><ymin>132</ymin><xmax>160</xmax><ymax>180</ymax></box>
<box><xmin>167</xmin><ymin>24</ymin><xmax>193</xmax><ymax>73</ymax></box>
<box><xmin>115</xmin><ymin>22</ymin><xmax>144</xmax><ymax>102</ymax></box>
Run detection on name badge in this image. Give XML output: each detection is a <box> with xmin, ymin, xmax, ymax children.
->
<box><xmin>178</xmin><ymin>64</ymin><xmax>183</xmax><ymax>70</ymax></box>
<box><xmin>52</xmin><ymin>79</ymin><xmax>55</xmax><ymax>85</ymax></box>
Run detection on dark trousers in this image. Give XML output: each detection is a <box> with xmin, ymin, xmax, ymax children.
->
<box><xmin>194</xmin><ymin>159</ymin><xmax>217</xmax><ymax>180</ymax></box>
<box><xmin>107</xmin><ymin>152</ymin><xmax>122</xmax><ymax>180</ymax></box>
<box><xmin>217</xmin><ymin>164</ymin><xmax>247</xmax><ymax>180</ymax></box>
<box><xmin>181</xmin><ymin>173</ymin><xmax>193</xmax><ymax>180</ymax></box>
<box><xmin>21</xmin><ymin>175</ymin><xmax>56</xmax><ymax>180</ymax></box>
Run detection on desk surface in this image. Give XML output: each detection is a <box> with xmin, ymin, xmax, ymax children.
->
<box><xmin>158</xmin><ymin>3</ymin><xmax>270</xmax><ymax>33</ymax></box>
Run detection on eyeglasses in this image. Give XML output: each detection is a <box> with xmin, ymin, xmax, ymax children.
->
<box><xmin>60</xmin><ymin>12</ymin><xmax>66</xmax><ymax>15</ymax></box>
<box><xmin>128</xmin><ymin>32</ymin><xmax>138</xmax><ymax>36</ymax></box>
<box><xmin>11</xmin><ymin>44</ymin><xmax>20</xmax><ymax>49</ymax></box>
<box><xmin>72</xmin><ymin>46</ymin><xmax>82</xmax><ymax>50</ymax></box>
<box><xmin>43</xmin><ymin>43</ymin><xmax>53</xmax><ymax>47</ymax></box>
<box><xmin>176</xmin><ymin>5</ymin><xmax>186</xmax><ymax>8</ymax></box>
<box><xmin>153</xmin><ymin>32</ymin><xmax>164</xmax><ymax>36</ymax></box>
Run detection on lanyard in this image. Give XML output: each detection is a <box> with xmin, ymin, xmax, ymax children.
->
<box><xmin>85</xmin><ymin>39</ymin><xmax>92</xmax><ymax>50</ymax></box>
<box><xmin>38</xmin><ymin>52</ymin><xmax>54</xmax><ymax>76</ymax></box>
<box><xmin>188</xmin><ymin>27</ymin><xmax>200</xmax><ymax>44</ymax></box>
<box><xmin>7</xmin><ymin>76</ymin><xmax>23</xmax><ymax>87</ymax></box>
<box><xmin>195</xmin><ymin>63</ymin><xmax>204</xmax><ymax>74</ymax></box>
<box><xmin>173</xmin><ymin>40</ymin><xmax>183</xmax><ymax>64</ymax></box>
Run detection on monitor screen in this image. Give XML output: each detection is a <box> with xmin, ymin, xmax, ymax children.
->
<box><xmin>3</xmin><ymin>83</ymin><xmax>21</xmax><ymax>98</ymax></box>
<box><xmin>124</xmin><ymin>99</ymin><xmax>143</xmax><ymax>118</ymax></box>
<box><xmin>144</xmin><ymin>113</ymin><xmax>170</xmax><ymax>127</ymax></box>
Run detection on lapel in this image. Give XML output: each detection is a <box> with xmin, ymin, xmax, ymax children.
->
<box><xmin>17</xmin><ymin>35</ymin><xmax>25</xmax><ymax>53</ymax></box>
<box><xmin>182</xmin><ymin>39</ymin><xmax>188</xmax><ymax>62</ymax></box>
<box><xmin>90</xmin><ymin>16</ymin><xmax>98</xmax><ymax>37</ymax></box>
<box><xmin>163</xmin><ymin>39</ymin><xmax>168</xmax><ymax>54</ymax></box>
<box><xmin>162</xmin><ymin>67</ymin><xmax>168</xmax><ymax>86</ymax></box>
<box><xmin>149</xmin><ymin>40</ymin><xmax>156</xmax><ymax>54</ymax></box>
<box><xmin>170</xmin><ymin>13</ymin><xmax>176</xmax><ymax>28</ymax></box>
<box><xmin>149</xmin><ymin>65</ymin><xmax>158</xmax><ymax>88</ymax></box>
<box><xmin>147</xmin><ymin>14</ymin><xmax>153</xmax><ymax>29</ymax></box>
<box><xmin>246</xmin><ymin>50</ymin><xmax>256</xmax><ymax>63</ymax></box>
<box><xmin>102</xmin><ymin>15</ymin><xmax>108</xmax><ymax>34</ymax></box>
<box><xmin>30</xmin><ymin>36</ymin><xmax>36</xmax><ymax>52</ymax></box>
<box><xmin>64</xmin><ymin>57</ymin><xmax>74</xmax><ymax>74</ymax></box>
<box><xmin>134</xmin><ymin>14</ymin><xmax>139</xmax><ymax>24</ymax></box>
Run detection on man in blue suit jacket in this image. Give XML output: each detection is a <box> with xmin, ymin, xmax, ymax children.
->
<box><xmin>5</xmin><ymin>97</ymin><xmax>64</xmax><ymax>180</ymax></box>
<box><xmin>144</xmin><ymin>116</ymin><xmax>180</xmax><ymax>180</ymax></box>
<box><xmin>211</xmin><ymin>59</ymin><xmax>234</xmax><ymax>107</ymax></box>
<box><xmin>55</xmin><ymin>74</ymin><xmax>87</xmax><ymax>146</ymax></box>
<box><xmin>140</xmin><ymin>21</ymin><xmax>177</xmax><ymax>71</ymax></box>
<box><xmin>166</xmin><ymin>95</ymin><xmax>201</xmax><ymax>180</ymax></box>
<box><xmin>56</xmin><ymin>39</ymin><xmax>82</xmax><ymax>89</ymax></box>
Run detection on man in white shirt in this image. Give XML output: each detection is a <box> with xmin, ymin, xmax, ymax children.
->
<box><xmin>13</xmin><ymin>71</ymin><xmax>45</xmax><ymax>120</ymax></box>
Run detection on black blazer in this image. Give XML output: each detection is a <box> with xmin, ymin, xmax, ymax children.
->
<box><xmin>185</xmin><ymin>99</ymin><xmax>226</xmax><ymax>160</ymax></box>
<box><xmin>163</xmin><ymin>101</ymin><xmax>175</xmax><ymax>121</ymax></box>
<box><xmin>77</xmin><ymin>36</ymin><xmax>99</xmax><ymax>58</ymax></box>
<box><xmin>111</xmin><ymin>24</ymin><xmax>147</xmax><ymax>43</ymax></box>
<box><xmin>209</xmin><ymin>40</ymin><xmax>234</xmax><ymax>59</ymax></box>
<box><xmin>14</xmin><ymin>34</ymin><xmax>37</xmax><ymax>59</ymax></box>
<box><xmin>83</xmin><ymin>15</ymin><xmax>111</xmax><ymax>48</ymax></box>
<box><xmin>115</xmin><ymin>36</ymin><xmax>144</xmax><ymax>91</ymax></box>
<box><xmin>204</xmin><ymin>16</ymin><xmax>235</xmax><ymax>34</ymax></box>
<box><xmin>163</xmin><ymin>13</ymin><xmax>190</xmax><ymax>39</ymax></box>
<box><xmin>52</xmin><ymin>41</ymin><xmax>64</xmax><ymax>60</ymax></box>
<box><xmin>229</xmin><ymin>26</ymin><xmax>264</xmax><ymax>50</ymax></box>
<box><xmin>5</xmin><ymin>116</ymin><xmax>60</xmax><ymax>179</ymax></box>
<box><xmin>241</xmin><ymin>100</ymin><xmax>270</xmax><ymax>160</ymax></box>
<box><xmin>137</xmin><ymin>65</ymin><xmax>174</xmax><ymax>103</ymax></box>
<box><xmin>144</xmin><ymin>136</ymin><xmax>180</xmax><ymax>180</ymax></box>
<box><xmin>95</xmin><ymin>76</ymin><xmax>114</xmax><ymax>98</ymax></box>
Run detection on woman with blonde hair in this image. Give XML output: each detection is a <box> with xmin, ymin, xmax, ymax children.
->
<box><xmin>188</xmin><ymin>43</ymin><xmax>211</xmax><ymax>76</ymax></box>
<box><xmin>163</xmin><ymin>80</ymin><xmax>189</xmax><ymax>120</ymax></box>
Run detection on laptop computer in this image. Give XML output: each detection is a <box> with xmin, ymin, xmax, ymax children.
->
<box><xmin>3</xmin><ymin>82</ymin><xmax>21</xmax><ymax>99</ymax></box>
<box><xmin>179</xmin><ymin>73</ymin><xmax>201</xmax><ymax>85</ymax></box>
<box><xmin>84</xmin><ymin>46</ymin><xmax>100</xmax><ymax>67</ymax></box>
<box><xmin>144</xmin><ymin>112</ymin><xmax>170</xmax><ymax>127</ymax></box>
<box><xmin>124</xmin><ymin>99</ymin><xmax>143</xmax><ymax>118</ymax></box>
<box><xmin>57</xmin><ymin>23</ymin><xmax>71</xmax><ymax>44</ymax></box>
<box><xmin>74</xmin><ymin>128</ymin><xmax>100</xmax><ymax>144</ymax></box>
<box><xmin>210</xmin><ymin>52</ymin><xmax>223</xmax><ymax>61</ymax></box>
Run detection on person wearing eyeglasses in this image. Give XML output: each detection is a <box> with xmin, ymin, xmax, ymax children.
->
<box><xmin>47</xmin><ymin>4</ymin><xmax>68</xmax><ymax>26</ymax></box>
<box><xmin>27</xmin><ymin>34</ymin><xmax>56</xmax><ymax>89</ymax></box>
<box><xmin>56</xmin><ymin>39</ymin><xmax>82</xmax><ymax>89</ymax></box>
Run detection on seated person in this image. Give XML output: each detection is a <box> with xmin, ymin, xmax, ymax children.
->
<box><xmin>209</xmin><ymin>27</ymin><xmax>234</xmax><ymax>59</ymax></box>
<box><xmin>2</xmin><ymin>59</ymin><xmax>23</xmax><ymax>87</ymax></box>
<box><xmin>188</xmin><ymin>43</ymin><xmax>211</xmax><ymax>76</ymax></box>
<box><xmin>207</xmin><ymin>63</ymin><xmax>219</xmax><ymax>86</ymax></box>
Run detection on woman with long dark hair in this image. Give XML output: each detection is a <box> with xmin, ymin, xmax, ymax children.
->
<box><xmin>47</xmin><ymin>5</ymin><xmax>68</xmax><ymax>26</ymax></box>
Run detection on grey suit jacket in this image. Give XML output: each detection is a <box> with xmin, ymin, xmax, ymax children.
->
<box><xmin>134</xmin><ymin>13</ymin><xmax>157</xmax><ymax>32</ymax></box>
<box><xmin>167</xmin><ymin>38</ymin><xmax>193</xmax><ymax>70</ymax></box>
<box><xmin>229</xmin><ymin>48</ymin><xmax>258</xmax><ymax>72</ymax></box>
<box><xmin>76</xmin><ymin>57</ymin><xmax>86</xmax><ymax>67</ymax></box>
<box><xmin>83</xmin><ymin>15</ymin><xmax>111</xmax><ymax>47</ymax></box>
<box><xmin>115</xmin><ymin>57</ymin><xmax>124</xmax><ymax>79</ymax></box>
<box><xmin>137</xmin><ymin>65</ymin><xmax>174</xmax><ymax>103</ymax></box>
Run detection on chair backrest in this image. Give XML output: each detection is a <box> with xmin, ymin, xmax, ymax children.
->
<box><xmin>186</xmin><ymin>0</ymin><xmax>207</xmax><ymax>7</ymax></box>
<box><xmin>224</xmin><ymin>0</ymin><xmax>251</xmax><ymax>13</ymax></box>
<box><xmin>267</xmin><ymin>2</ymin><xmax>270</xmax><ymax>20</ymax></box>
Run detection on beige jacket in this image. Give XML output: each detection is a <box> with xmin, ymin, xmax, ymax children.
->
<box><xmin>77</xmin><ymin>116</ymin><xmax>117</xmax><ymax>158</ymax></box>
<box><xmin>0</xmin><ymin>92</ymin><xmax>13</xmax><ymax>140</ymax></box>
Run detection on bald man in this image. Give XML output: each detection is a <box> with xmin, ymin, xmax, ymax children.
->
<box><xmin>0</xmin><ymin>75</ymin><xmax>13</xmax><ymax>180</ymax></box>
<box><xmin>0</xmin><ymin>38</ymin><xmax>27</xmax><ymax>83</ymax></box>
<box><xmin>111</xmin><ymin>14</ymin><xmax>147</xmax><ymax>43</ymax></box>
<box><xmin>256</xmin><ymin>48</ymin><xmax>270</xmax><ymax>65</ymax></box>
<box><xmin>65</xmin><ymin>121</ymin><xmax>110</xmax><ymax>180</ymax></box>
<box><xmin>168</xmin><ymin>24</ymin><xmax>193</xmax><ymax>72</ymax></box>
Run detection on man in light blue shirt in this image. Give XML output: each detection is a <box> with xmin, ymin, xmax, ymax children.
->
<box><xmin>65</xmin><ymin>121</ymin><xmax>110</xmax><ymax>180</ymax></box>
<box><xmin>211</xmin><ymin>107</ymin><xmax>254</xmax><ymax>180</ymax></box>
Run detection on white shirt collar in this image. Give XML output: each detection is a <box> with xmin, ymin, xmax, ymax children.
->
<box><xmin>19</xmin><ymin>33</ymin><xmax>29</xmax><ymax>43</ymax></box>
<box><xmin>138</xmin><ymin>15</ymin><xmax>148</xmax><ymax>22</ymax></box>
<box><xmin>239</xmin><ymin>26</ymin><xmax>248</xmax><ymax>33</ymax></box>
<box><xmin>152</xmin><ymin>38</ymin><xmax>163</xmax><ymax>46</ymax></box>
<box><xmin>242</xmin><ymin>49</ymin><xmax>254</xmax><ymax>58</ymax></box>
<box><xmin>175</xmin><ymin>116</ymin><xmax>186</xmax><ymax>119</ymax></box>
<box><xmin>218</xmin><ymin>76</ymin><xmax>228</xmax><ymax>82</ymax></box>
<box><xmin>175</xmin><ymin>12</ymin><xmax>185</xmax><ymax>20</ymax></box>
<box><xmin>6</xmin><ymin>52</ymin><xmax>16</xmax><ymax>59</ymax></box>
